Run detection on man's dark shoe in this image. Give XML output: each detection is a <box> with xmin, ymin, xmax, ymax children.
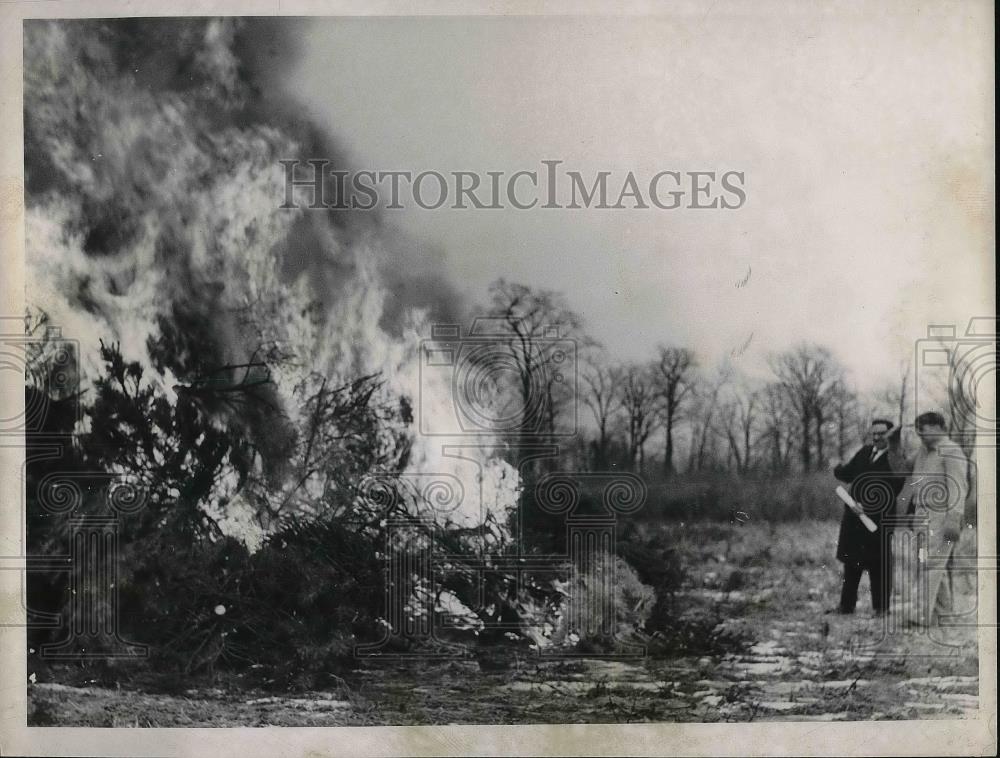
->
<box><xmin>825</xmin><ymin>607</ymin><xmax>855</xmax><ymax>615</ymax></box>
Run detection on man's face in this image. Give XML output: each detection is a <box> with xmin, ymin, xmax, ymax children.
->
<box><xmin>871</xmin><ymin>423</ymin><xmax>890</xmax><ymax>449</ymax></box>
<box><xmin>917</xmin><ymin>423</ymin><xmax>946</xmax><ymax>450</ymax></box>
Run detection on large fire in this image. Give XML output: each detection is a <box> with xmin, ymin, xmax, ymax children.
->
<box><xmin>23</xmin><ymin>18</ymin><xmax>520</xmax><ymax>549</ymax></box>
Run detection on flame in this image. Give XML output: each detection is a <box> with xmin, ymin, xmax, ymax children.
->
<box><xmin>24</xmin><ymin>18</ymin><xmax>519</xmax><ymax>548</ymax></box>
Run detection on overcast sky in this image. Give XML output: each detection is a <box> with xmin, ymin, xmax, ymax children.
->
<box><xmin>286</xmin><ymin>6</ymin><xmax>993</xmax><ymax>392</ymax></box>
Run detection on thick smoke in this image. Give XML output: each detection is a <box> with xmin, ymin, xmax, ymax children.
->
<box><xmin>23</xmin><ymin>18</ymin><xmax>517</xmax><ymax>543</ymax></box>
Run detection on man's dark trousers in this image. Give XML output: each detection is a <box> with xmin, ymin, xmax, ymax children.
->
<box><xmin>839</xmin><ymin>548</ymin><xmax>892</xmax><ymax>613</ymax></box>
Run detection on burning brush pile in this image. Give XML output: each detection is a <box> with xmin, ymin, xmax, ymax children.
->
<box><xmin>22</xmin><ymin>19</ymin><xmax>667</xmax><ymax>687</ymax></box>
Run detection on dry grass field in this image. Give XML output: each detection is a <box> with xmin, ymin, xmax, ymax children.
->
<box><xmin>28</xmin><ymin>520</ymin><xmax>981</xmax><ymax>726</ymax></box>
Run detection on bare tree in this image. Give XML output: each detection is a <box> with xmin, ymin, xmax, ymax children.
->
<box><xmin>828</xmin><ymin>380</ymin><xmax>859</xmax><ymax>462</ymax></box>
<box><xmin>812</xmin><ymin>368</ymin><xmax>846</xmax><ymax>470</ymax></box>
<box><xmin>719</xmin><ymin>373</ymin><xmax>759</xmax><ymax>474</ymax></box>
<box><xmin>687</xmin><ymin>362</ymin><xmax>731</xmax><ymax>473</ymax></box>
<box><xmin>872</xmin><ymin>360</ymin><xmax>911</xmax><ymax>444</ymax></box>
<box><xmin>651</xmin><ymin>345</ymin><xmax>697</xmax><ymax>477</ymax></box>
<box><xmin>894</xmin><ymin>361</ymin><xmax>911</xmax><ymax>430</ymax></box>
<box><xmin>760</xmin><ymin>381</ymin><xmax>794</xmax><ymax>474</ymax></box>
<box><xmin>580</xmin><ymin>350</ymin><xmax>622</xmax><ymax>469</ymax></box>
<box><xmin>483</xmin><ymin>279</ymin><xmax>587</xmax><ymax>444</ymax></box>
<box><xmin>619</xmin><ymin>362</ymin><xmax>660</xmax><ymax>473</ymax></box>
<box><xmin>768</xmin><ymin>344</ymin><xmax>844</xmax><ymax>471</ymax></box>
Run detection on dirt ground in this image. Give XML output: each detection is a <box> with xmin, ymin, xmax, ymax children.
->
<box><xmin>27</xmin><ymin>520</ymin><xmax>982</xmax><ymax>726</ymax></box>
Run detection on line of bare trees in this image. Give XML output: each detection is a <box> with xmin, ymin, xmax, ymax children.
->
<box><xmin>578</xmin><ymin>345</ymin><xmax>865</xmax><ymax>476</ymax></box>
<box><xmin>480</xmin><ymin>279</ymin><xmax>920</xmax><ymax>477</ymax></box>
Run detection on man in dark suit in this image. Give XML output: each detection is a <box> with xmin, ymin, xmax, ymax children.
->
<box><xmin>832</xmin><ymin>418</ymin><xmax>906</xmax><ymax>615</ymax></box>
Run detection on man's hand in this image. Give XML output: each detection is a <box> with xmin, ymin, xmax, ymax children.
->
<box><xmin>887</xmin><ymin>423</ymin><xmax>902</xmax><ymax>449</ymax></box>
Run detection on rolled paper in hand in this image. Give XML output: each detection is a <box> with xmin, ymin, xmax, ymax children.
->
<box><xmin>835</xmin><ymin>485</ymin><xmax>878</xmax><ymax>533</ymax></box>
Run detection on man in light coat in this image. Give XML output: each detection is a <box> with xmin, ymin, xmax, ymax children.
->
<box><xmin>896</xmin><ymin>411</ymin><xmax>969</xmax><ymax>626</ymax></box>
